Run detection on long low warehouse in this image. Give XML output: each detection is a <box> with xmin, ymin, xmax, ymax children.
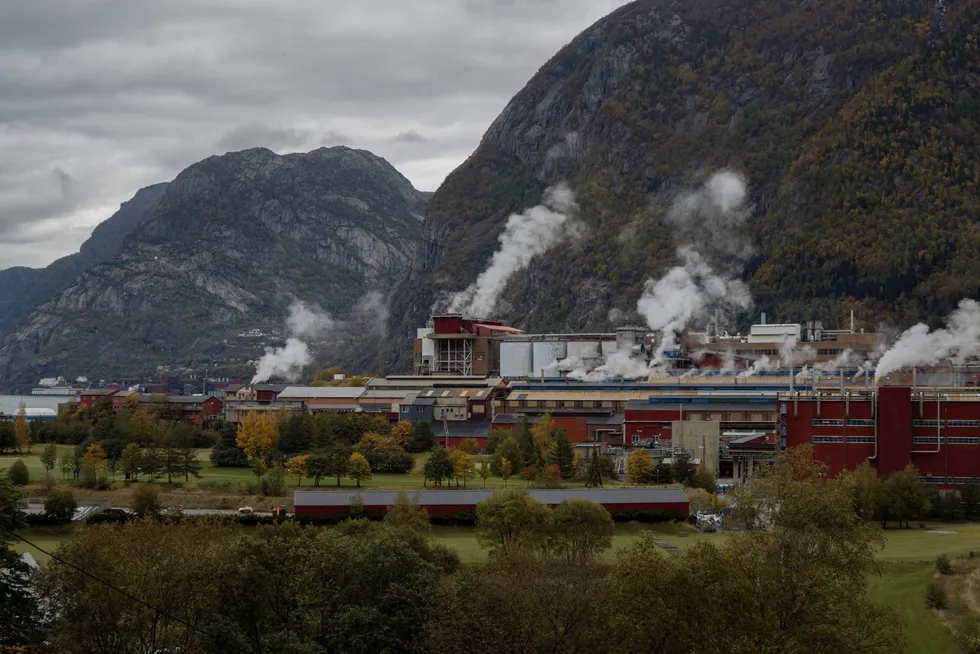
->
<box><xmin>293</xmin><ymin>488</ymin><xmax>690</xmax><ymax>516</ymax></box>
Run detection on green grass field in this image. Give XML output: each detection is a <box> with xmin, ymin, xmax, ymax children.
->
<box><xmin>869</xmin><ymin>562</ymin><xmax>957</xmax><ymax>654</ymax></box>
<box><xmin>9</xmin><ymin>525</ymin><xmax>74</xmax><ymax>564</ymax></box>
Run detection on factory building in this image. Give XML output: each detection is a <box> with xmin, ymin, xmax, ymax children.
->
<box><xmin>782</xmin><ymin>385</ymin><xmax>980</xmax><ymax>487</ymax></box>
<box><xmin>414</xmin><ymin>314</ymin><xmax>524</xmax><ymax>376</ymax></box>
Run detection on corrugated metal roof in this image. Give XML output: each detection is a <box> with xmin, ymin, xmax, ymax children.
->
<box><xmin>294</xmin><ymin>487</ymin><xmax>688</xmax><ymax>507</ymax></box>
<box><xmin>278</xmin><ymin>386</ymin><xmax>365</xmax><ymax>399</ymax></box>
<box><xmin>505</xmin><ymin>390</ymin><xmax>654</xmax><ymax>402</ymax></box>
<box><xmin>626</xmin><ymin>399</ymin><xmax>777</xmax><ymax>412</ymax></box>
<box><xmin>360</xmin><ymin>390</ymin><xmax>413</xmax><ymax>400</ymax></box>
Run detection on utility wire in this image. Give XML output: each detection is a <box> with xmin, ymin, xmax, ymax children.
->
<box><xmin>1</xmin><ymin>526</ymin><xmax>251</xmax><ymax>654</ymax></box>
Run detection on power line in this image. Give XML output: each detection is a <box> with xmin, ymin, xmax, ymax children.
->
<box><xmin>1</xmin><ymin>526</ymin><xmax>251</xmax><ymax>654</ymax></box>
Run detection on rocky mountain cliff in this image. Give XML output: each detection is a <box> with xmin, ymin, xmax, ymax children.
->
<box><xmin>0</xmin><ymin>183</ymin><xmax>169</xmax><ymax>338</ymax></box>
<box><xmin>0</xmin><ymin>147</ymin><xmax>426</xmax><ymax>390</ymax></box>
<box><xmin>384</xmin><ymin>0</ymin><xmax>980</xmax><ymax>373</ymax></box>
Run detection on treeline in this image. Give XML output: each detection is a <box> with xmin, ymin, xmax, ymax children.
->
<box><xmin>1</xmin><ymin>445</ymin><xmax>906</xmax><ymax>653</ymax></box>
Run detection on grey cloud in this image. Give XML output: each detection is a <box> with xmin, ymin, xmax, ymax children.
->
<box><xmin>0</xmin><ymin>0</ymin><xmax>631</xmax><ymax>269</ymax></box>
<box><xmin>393</xmin><ymin>130</ymin><xmax>429</xmax><ymax>144</ymax></box>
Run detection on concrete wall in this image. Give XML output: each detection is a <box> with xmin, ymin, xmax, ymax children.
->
<box><xmin>671</xmin><ymin>420</ymin><xmax>720</xmax><ymax>475</ymax></box>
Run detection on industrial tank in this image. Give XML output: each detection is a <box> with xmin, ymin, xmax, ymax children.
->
<box><xmin>532</xmin><ymin>342</ymin><xmax>567</xmax><ymax>378</ymax></box>
<box><xmin>500</xmin><ymin>341</ymin><xmax>533</xmax><ymax>379</ymax></box>
<box><xmin>566</xmin><ymin>341</ymin><xmax>601</xmax><ymax>370</ymax></box>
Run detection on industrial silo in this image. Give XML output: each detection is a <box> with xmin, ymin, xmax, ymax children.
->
<box><xmin>500</xmin><ymin>341</ymin><xmax>533</xmax><ymax>379</ymax></box>
<box><xmin>532</xmin><ymin>341</ymin><xmax>567</xmax><ymax>378</ymax></box>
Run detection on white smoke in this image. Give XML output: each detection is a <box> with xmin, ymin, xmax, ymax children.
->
<box><xmin>443</xmin><ymin>183</ymin><xmax>581</xmax><ymax>317</ymax></box>
<box><xmin>738</xmin><ymin>355</ymin><xmax>775</xmax><ymax>378</ymax></box>
<box><xmin>252</xmin><ymin>338</ymin><xmax>311</xmax><ymax>384</ymax></box>
<box><xmin>637</xmin><ymin>171</ymin><xmax>754</xmax><ymax>362</ymax></box>
<box><xmin>875</xmin><ymin>299</ymin><xmax>980</xmax><ymax>381</ymax></box>
<box><xmin>815</xmin><ymin>349</ymin><xmax>858</xmax><ymax>373</ymax></box>
<box><xmin>251</xmin><ymin>293</ymin><xmax>390</xmax><ymax>384</ymax></box>
<box><xmin>568</xmin><ymin>350</ymin><xmax>651</xmax><ymax>382</ymax></box>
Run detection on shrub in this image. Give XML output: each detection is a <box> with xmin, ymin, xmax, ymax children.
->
<box><xmin>44</xmin><ymin>490</ymin><xmax>77</xmax><ymax>524</ymax></box>
<box><xmin>926</xmin><ymin>580</ymin><xmax>948</xmax><ymax>609</ymax></box>
<box><xmin>88</xmin><ymin>512</ymin><xmax>129</xmax><ymax>525</ymax></box>
<box><xmin>261</xmin><ymin>466</ymin><xmax>286</xmax><ymax>497</ymax></box>
<box><xmin>937</xmin><ymin>553</ymin><xmax>954</xmax><ymax>575</ymax></box>
<box><xmin>364</xmin><ymin>452</ymin><xmax>414</xmax><ymax>474</ymax></box>
<box><xmin>8</xmin><ymin>460</ymin><xmax>29</xmax><ymax>485</ymax></box>
<box><xmin>209</xmin><ymin>445</ymin><xmax>249</xmax><ymax>468</ymax></box>
<box><xmin>131</xmin><ymin>484</ymin><xmax>162</xmax><ymax>518</ymax></box>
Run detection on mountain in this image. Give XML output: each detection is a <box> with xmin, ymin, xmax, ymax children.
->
<box><xmin>384</xmin><ymin>0</ymin><xmax>980</xmax><ymax>372</ymax></box>
<box><xmin>0</xmin><ymin>147</ymin><xmax>427</xmax><ymax>391</ymax></box>
<box><xmin>0</xmin><ymin>183</ymin><xmax>169</xmax><ymax>336</ymax></box>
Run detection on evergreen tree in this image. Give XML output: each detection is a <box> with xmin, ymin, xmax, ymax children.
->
<box><xmin>585</xmin><ymin>451</ymin><xmax>604</xmax><ymax>488</ymax></box>
<box><xmin>423</xmin><ymin>448</ymin><xmax>456</xmax><ymax>487</ymax></box>
<box><xmin>549</xmin><ymin>430</ymin><xmax>576</xmax><ymax>479</ymax></box>
<box><xmin>408</xmin><ymin>421</ymin><xmax>436</xmax><ymax>453</ymax></box>
<box><xmin>515</xmin><ymin>416</ymin><xmax>535</xmax><ymax>463</ymax></box>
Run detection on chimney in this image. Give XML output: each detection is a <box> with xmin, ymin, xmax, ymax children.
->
<box><xmin>760</xmin><ymin>312</ymin><xmax>767</xmax><ymax>325</ymax></box>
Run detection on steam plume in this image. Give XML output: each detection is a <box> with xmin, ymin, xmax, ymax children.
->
<box><xmin>567</xmin><ymin>350</ymin><xmax>651</xmax><ymax>382</ymax></box>
<box><xmin>444</xmin><ymin>183</ymin><xmax>580</xmax><ymax>317</ymax></box>
<box><xmin>636</xmin><ymin>171</ymin><xmax>754</xmax><ymax>361</ymax></box>
<box><xmin>252</xmin><ymin>338</ymin><xmax>311</xmax><ymax>384</ymax></box>
<box><xmin>874</xmin><ymin>299</ymin><xmax>980</xmax><ymax>381</ymax></box>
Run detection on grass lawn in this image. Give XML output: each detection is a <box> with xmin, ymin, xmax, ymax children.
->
<box><xmin>869</xmin><ymin>562</ymin><xmax>957</xmax><ymax>654</ymax></box>
<box><xmin>879</xmin><ymin>524</ymin><xmax>980</xmax><ymax>562</ymax></box>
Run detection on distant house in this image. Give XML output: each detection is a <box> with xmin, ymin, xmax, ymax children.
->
<box><xmin>139</xmin><ymin>395</ymin><xmax>223</xmax><ymax>424</ymax></box>
<box><xmin>112</xmin><ymin>390</ymin><xmax>141</xmax><ymax>411</ymax></box>
<box><xmin>277</xmin><ymin>386</ymin><xmax>364</xmax><ymax>413</ymax></box>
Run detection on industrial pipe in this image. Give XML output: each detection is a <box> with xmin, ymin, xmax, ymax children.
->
<box><xmin>869</xmin><ymin>386</ymin><xmax>878</xmax><ymax>460</ymax></box>
<box><xmin>911</xmin><ymin>393</ymin><xmax>942</xmax><ymax>454</ymax></box>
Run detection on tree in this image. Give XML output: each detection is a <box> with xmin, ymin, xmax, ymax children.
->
<box><xmin>0</xmin><ymin>471</ymin><xmax>43</xmax><ymax>651</ymax></box>
<box><xmin>493</xmin><ymin>435</ymin><xmax>524</xmax><ymax>475</ymax></box>
<box><xmin>384</xmin><ymin>491</ymin><xmax>431</xmax><ymax>533</ymax></box>
<box><xmin>475</xmin><ymin>490</ymin><xmax>553</xmax><ymax>557</ymax></box>
<box><xmin>478</xmin><ymin>459</ymin><xmax>492</xmax><ymax>488</ymax></box>
<box><xmin>8</xmin><ymin>460</ymin><xmax>28</xmax><ymax>486</ymax></box>
<box><xmin>452</xmin><ymin>450</ymin><xmax>476</xmax><ymax>488</ymax></box>
<box><xmin>882</xmin><ymin>465</ymin><xmax>929</xmax><ymax>528</ymax></box>
<box><xmin>626</xmin><ymin>449</ymin><xmax>654</xmax><ymax>485</ymax></box>
<box><xmin>44</xmin><ymin>490</ymin><xmax>77</xmax><ymax>524</ymax></box>
<box><xmin>263</xmin><ymin>465</ymin><xmax>286</xmax><ymax>496</ymax></box>
<box><xmin>671</xmin><ymin>448</ymin><xmax>694</xmax><ymax>484</ymax></box>
<box><xmin>236</xmin><ymin>412</ymin><xmax>279</xmax><ymax>461</ymax></box>
<box><xmin>131</xmin><ymin>484</ymin><xmax>161</xmax><ymax>517</ymax></box>
<box><xmin>844</xmin><ymin>460</ymin><xmax>882</xmax><ymax>522</ymax></box>
<box><xmin>529</xmin><ymin>414</ymin><xmax>557</xmax><ymax>459</ymax></box>
<box><xmin>306</xmin><ymin>454</ymin><xmax>330</xmax><ymax>487</ymax></box>
<box><xmin>391</xmin><ymin>421</ymin><xmax>414</xmax><ymax>449</ymax></box>
<box><xmin>548</xmin><ymin>499</ymin><xmax>615</xmax><ymax>563</ymax></box>
<box><xmin>0</xmin><ymin>422</ymin><xmax>15</xmax><ymax>455</ymax></box>
<box><xmin>423</xmin><ymin>448</ymin><xmax>455</xmax><ymax>487</ymax></box>
<box><xmin>210</xmin><ymin>421</ymin><xmax>249</xmax><ymax>468</ymax></box>
<box><xmin>348</xmin><ymin>452</ymin><xmax>372</xmax><ymax>487</ymax></box>
<box><xmin>354</xmin><ymin>432</ymin><xmax>404</xmax><ymax>456</ymax></box>
<box><xmin>59</xmin><ymin>450</ymin><xmax>76</xmax><ymax>479</ymax></box>
<box><xmin>688</xmin><ymin>464</ymin><xmax>717</xmax><ymax>494</ymax></box>
<box><xmin>962</xmin><ymin>483</ymin><xmax>980</xmax><ymax>520</ymax></box>
<box><xmin>549</xmin><ymin>430</ymin><xmax>576</xmax><ymax>479</ymax></box>
<box><xmin>14</xmin><ymin>403</ymin><xmax>30</xmax><ymax>453</ymax></box>
<box><xmin>120</xmin><ymin>443</ymin><xmax>142</xmax><ymax>480</ymax></box>
<box><xmin>40</xmin><ymin>442</ymin><xmax>58</xmax><ymax>478</ymax></box>
<box><xmin>286</xmin><ymin>454</ymin><xmax>309</xmax><ymax>486</ymax></box>
<box><xmin>408</xmin><ymin>420</ymin><xmax>436</xmax><ymax>453</ymax></box>
<box><xmin>459</xmin><ymin>438</ymin><xmax>480</xmax><ymax>455</ymax></box>
<box><xmin>178</xmin><ymin>443</ymin><xmax>201</xmax><ymax>482</ymax></box>
<box><xmin>519</xmin><ymin>465</ymin><xmax>541</xmax><ymax>487</ymax></box>
<box><xmin>515</xmin><ymin>416</ymin><xmax>535</xmax><ymax>463</ymax></box>
<box><xmin>500</xmin><ymin>457</ymin><xmax>513</xmax><ymax>487</ymax></box>
<box><xmin>585</xmin><ymin>451</ymin><xmax>604</xmax><ymax>488</ymax></box>
<box><xmin>81</xmin><ymin>444</ymin><xmax>108</xmax><ymax>483</ymax></box>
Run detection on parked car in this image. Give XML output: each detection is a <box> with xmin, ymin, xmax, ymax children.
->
<box><xmin>237</xmin><ymin>506</ymin><xmax>254</xmax><ymax>515</ymax></box>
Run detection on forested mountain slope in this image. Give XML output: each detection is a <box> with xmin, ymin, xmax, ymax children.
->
<box><xmin>385</xmin><ymin>0</ymin><xmax>980</xmax><ymax>372</ymax></box>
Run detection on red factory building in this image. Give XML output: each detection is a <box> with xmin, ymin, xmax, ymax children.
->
<box><xmin>294</xmin><ymin>488</ymin><xmax>690</xmax><ymax>517</ymax></box>
<box><xmin>783</xmin><ymin>386</ymin><xmax>980</xmax><ymax>487</ymax></box>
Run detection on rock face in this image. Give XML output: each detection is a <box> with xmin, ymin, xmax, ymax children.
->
<box><xmin>0</xmin><ymin>183</ymin><xmax>169</xmax><ymax>337</ymax></box>
<box><xmin>383</xmin><ymin>0</ymin><xmax>980</xmax><ymax>372</ymax></box>
<box><xmin>0</xmin><ymin>147</ymin><xmax>426</xmax><ymax>390</ymax></box>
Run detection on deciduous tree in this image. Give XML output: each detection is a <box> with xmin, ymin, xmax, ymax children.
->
<box><xmin>40</xmin><ymin>442</ymin><xmax>58</xmax><ymax>477</ymax></box>
<box><xmin>81</xmin><ymin>444</ymin><xmax>108</xmax><ymax>483</ymax></box>
<box><xmin>391</xmin><ymin>421</ymin><xmax>414</xmax><ymax>449</ymax></box>
<box><xmin>236</xmin><ymin>412</ymin><xmax>279</xmax><ymax>461</ymax></box>
<box><xmin>626</xmin><ymin>449</ymin><xmax>653</xmax><ymax>485</ymax></box>
<box><xmin>423</xmin><ymin>448</ymin><xmax>455</xmax><ymax>487</ymax></box>
<box><xmin>44</xmin><ymin>490</ymin><xmax>76</xmax><ymax>524</ymax></box>
<box><xmin>478</xmin><ymin>459</ymin><xmax>492</xmax><ymax>487</ymax></box>
<box><xmin>452</xmin><ymin>450</ymin><xmax>476</xmax><ymax>488</ymax></box>
<box><xmin>548</xmin><ymin>499</ymin><xmax>615</xmax><ymax>563</ymax></box>
<box><xmin>14</xmin><ymin>403</ymin><xmax>30</xmax><ymax>453</ymax></box>
<box><xmin>384</xmin><ymin>491</ymin><xmax>431</xmax><ymax>533</ymax></box>
<box><xmin>348</xmin><ymin>452</ymin><xmax>372</xmax><ymax>488</ymax></box>
<box><xmin>286</xmin><ymin>454</ymin><xmax>309</xmax><ymax>486</ymax></box>
<box><xmin>458</xmin><ymin>438</ymin><xmax>480</xmax><ymax>455</ymax></box>
<box><xmin>306</xmin><ymin>453</ymin><xmax>330</xmax><ymax>487</ymax></box>
<box><xmin>408</xmin><ymin>420</ymin><xmax>436</xmax><ymax>453</ymax></box>
<box><xmin>475</xmin><ymin>490</ymin><xmax>553</xmax><ymax>557</ymax></box>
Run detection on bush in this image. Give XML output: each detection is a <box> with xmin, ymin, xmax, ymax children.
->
<box><xmin>131</xmin><ymin>484</ymin><xmax>162</xmax><ymax>518</ymax></box>
<box><xmin>8</xmin><ymin>460</ymin><xmax>29</xmax><ymax>485</ymax></box>
<box><xmin>926</xmin><ymin>580</ymin><xmax>948</xmax><ymax>609</ymax></box>
<box><xmin>44</xmin><ymin>490</ymin><xmax>77</xmax><ymax>524</ymax></box>
<box><xmin>364</xmin><ymin>452</ymin><xmax>414</xmax><ymax>474</ymax></box>
<box><xmin>209</xmin><ymin>445</ymin><xmax>249</xmax><ymax>468</ymax></box>
<box><xmin>261</xmin><ymin>466</ymin><xmax>286</xmax><ymax>497</ymax></box>
<box><xmin>937</xmin><ymin>553</ymin><xmax>954</xmax><ymax>575</ymax></box>
<box><xmin>88</xmin><ymin>512</ymin><xmax>129</xmax><ymax>525</ymax></box>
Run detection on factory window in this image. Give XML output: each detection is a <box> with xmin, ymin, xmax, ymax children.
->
<box><xmin>812</xmin><ymin>435</ymin><xmax>844</xmax><ymax>443</ymax></box>
<box><xmin>813</xmin><ymin>419</ymin><xmax>845</xmax><ymax>427</ymax></box>
<box><xmin>919</xmin><ymin>477</ymin><xmax>947</xmax><ymax>485</ymax></box>
<box><xmin>601</xmin><ymin>401</ymin><xmax>614</xmax><ymax>408</ymax></box>
<box><xmin>913</xmin><ymin>419</ymin><xmax>945</xmax><ymax>427</ymax></box>
<box><xmin>949</xmin><ymin>420</ymin><xmax>980</xmax><ymax>428</ymax></box>
<box><xmin>526</xmin><ymin>401</ymin><xmax>539</xmax><ymax>408</ymax></box>
<box><xmin>573</xmin><ymin>401</ymin><xmax>583</xmax><ymax>409</ymax></box>
<box><xmin>847</xmin><ymin>419</ymin><xmax>875</xmax><ymax>427</ymax></box>
<box><xmin>473</xmin><ymin>405</ymin><xmax>484</xmax><ymax>414</ymax></box>
<box><xmin>751</xmin><ymin>414</ymin><xmax>764</xmax><ymax>422</ymax></box>
<box><xmin>948</xmin><ymin>437</ymin><xmax>980</xmax><ymax>445</ymax></box>
<box><xmin>545</xmin><ymin>401</ymin><xmax>557</xmax><ymax>408</ymax></box>
<box><xmin>583</xmin><ymin>401</ymin><xmax>595</xmax><ymax>408</ymax></box>
<box><xmin>913</xmin><ymin>437</ymin><xmax>940</xmax><ymax>445</ymax></box>
<box><xmin>948</xmin><ymin>476</ymin><xmax>980</xmax><ymax>485</ymax></box>
<box><xmin>846</xmin><ymin>436</ymin><xmax>876</xmax><ymax>444</ymax></box>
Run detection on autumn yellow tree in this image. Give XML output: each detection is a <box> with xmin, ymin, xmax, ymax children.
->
<box><xmin>129</xmin><ymin>407</ymin><xmax>165</xmax><ymax>446</ymax></box>
<box><xmin>625</xmin><ymin>449</ymin><xmax>653</xmax><ymax>485</ymax></box>
<box><xmin>81</xmin><ymin>444</ymin><xmax>108</xmax><ymax>483</ymax></box>
<box><xmin>530</xmin><ymin>414</ymin><xmax>557</xmax><ymax>458</ymax></box>
<box><xmin>14</xmin><ymin>402</ymin><xmax>30</xmax><ymax>453</ymax></box>
<box><xmin>451</xmin><ymin>450</ymin><xmax>476</xmax><ymax>488</ymax></box>
<box><xmin>236</xmin><ymin>412</ymin><xmax>279</xmax><ymax>461</ymax></box>
<box><xmin>285</xmin><ymin>454</ymin><xmax>309</xmax><ymax>487</ymax></box>
<box><xmin>354</xmin><ymin>432</ymin><xmax>404</xmax><ymax>456</ymax></box>
<box><xmin>347</xmin><ymin>452</ymin><xmax>372</xmax><ymax>488</ymax></box>
<box><xmin>391</xmin><ymin>421</ymin><xmax>414</xmax><ymax>449</ymax></box>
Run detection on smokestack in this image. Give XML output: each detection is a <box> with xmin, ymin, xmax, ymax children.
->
<box><xmin>761</xmin><ymin>312</ymin><xmax>767</xmax><ymax>325</ymax></box>
<box><xmin>850</xmin><ymin>310</ymin><xmax>855</xmax><ymax>333</ymax></box>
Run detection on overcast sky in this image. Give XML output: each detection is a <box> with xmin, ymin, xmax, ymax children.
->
<box><xmin>0</xmin><ymin>0</ymin><xmax>630</xmax><ymax>270</ymax></box>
